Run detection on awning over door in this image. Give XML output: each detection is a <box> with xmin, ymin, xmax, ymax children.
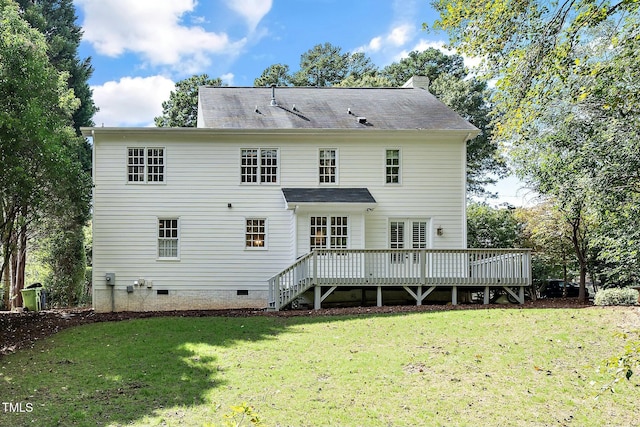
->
<box><xmin>282</xmin><ymin>188</ymin><xmax>377</xmax><ymax>213</ymax></box>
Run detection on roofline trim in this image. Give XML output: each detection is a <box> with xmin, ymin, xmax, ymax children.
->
<box><xmin>81</xmin><ymin>127</ymin><xmax>480</xmax><ymax>138</ymax></box>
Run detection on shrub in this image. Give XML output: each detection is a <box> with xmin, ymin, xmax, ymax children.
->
<box><xmin>594</xmin><ymin>287</ymin><xmax>639</xmax><ymax>306</ymax></box>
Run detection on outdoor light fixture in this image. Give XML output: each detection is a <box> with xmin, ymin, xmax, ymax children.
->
<box><xmin>437</xmin><ymin>226</ymin><xmax>444</xmax><ymax>236</ymax></box>
<box><xmin>228</xmin><ymin>203</ymin><xmax>232</xmax><ymax>208</ymax></box>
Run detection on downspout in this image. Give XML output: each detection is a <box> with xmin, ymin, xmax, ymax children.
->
<box><xmin>462</xmin><ymin>133</ymin><xmax>471</xmax><ymax>249</ymax></box>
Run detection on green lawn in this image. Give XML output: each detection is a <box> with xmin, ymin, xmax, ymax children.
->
<box><xmin>1</xmin><ymin>307</ymin><xmax>639</xmax><ymax>426</ymax></box>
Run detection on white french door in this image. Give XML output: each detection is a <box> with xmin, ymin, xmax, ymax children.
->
<box><xmin>389</xmin><ymin>219</ymin><xmax>429</xmax><ymax>263</ymax></box>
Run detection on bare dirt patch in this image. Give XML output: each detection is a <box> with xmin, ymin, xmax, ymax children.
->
<box><xmin>0</xmin><ymin>298</ymin><xmax>612</xmax><ymax>357</ymax></box>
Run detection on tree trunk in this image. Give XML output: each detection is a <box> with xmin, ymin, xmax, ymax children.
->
<box><xmin>2</xmin><ymin>265</ymin><xmax>9</xmax><ymax>310</ymax></box>
<box><xmin>570</xmin><ymin>216</ymin><xmax>588</xmax><ymax>304</ymax></box>
<box><xmin>9</xmin><ymin>223</ymin><xmax>28</xmax><ymax>310</ymax></box>
<box><xmin>578</xmin><ymin>262</ymin><xmax>587</xmax><ymax>303</ymax></box>
<box><xmin>17</xmin><ymin>223</ymin><xmax>27</xmax><ymax>303</ymax></box>
<box><xmin>562</xmin><ymin>250</ymin><xmax>568</xmax><ymax>297</ymax></box>
<box><xmin>10</xmin><ymin>246</ymin><xmax>20</xmax><ymax>310</ymax></box>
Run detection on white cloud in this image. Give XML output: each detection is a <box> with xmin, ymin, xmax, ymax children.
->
<box><xmin>92</xmin><ymin>76</ymin><xmax>175</xmax><ymax>127</ymax></box>
<box><xmin>76</xmin><ymin>0</ymin><xmax>244</xmax><ymax>71</ymax></box>
<box><xmin>220</xmin><ymin>73</ymin><xmax>235</xmax><ymax>86</ymax></box>
<box><xmin>357</xmin><ymin>24</ymin><xmax>415</xmax><ymax>55</ymax></box>
<box><xmin>387</xmin><ymin>24</ymin><xmax>413</xmax><ymax>46</ymax></box>
<box><xmin>367</xmin><ymin>36</ymin><xmax>383</xmax><ymax>52</ymax></box>
<box><xmin>225</xmin><ymin>0</ymin><xmax>272</xmax><ymax>31</ymax></box>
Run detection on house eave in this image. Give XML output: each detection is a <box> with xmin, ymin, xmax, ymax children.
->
<box><xmin>285</xmin><ymin>201</ymin><xmax>378</xmax><ymax>214</ymax></box>
<box><xmin>81</xmin><ymin>127</ymin><xmax>480</xmax><ymax>139</ymax></box>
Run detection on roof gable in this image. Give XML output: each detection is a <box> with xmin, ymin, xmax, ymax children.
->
<box><xmin>197</xmin><ymin>85</ymin><xmax>478</xmax><ymax>131</ymax></box>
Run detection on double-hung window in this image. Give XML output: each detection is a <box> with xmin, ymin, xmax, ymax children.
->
<box><xmin>128</xmin><ymin>147</ymin><xmax>165</xmax><ymax>183</ymax></box>
<box><xmin>310</xmin><ymin>216</ymin><xmax>348</xmax><ymax>250</ymax></box>
<box><xmin>385</xmin><ymin>149</ymin><xmax>400</xmax><ymax>184</ymax></box>
<box><xmin>241</xmin><ymin>148</ymin><xmax>279</xmax><ymax>184</ymax></box>
<box><xmin>246</xmin><ymin>218</ymin><xmax>266</xmax><ymax>249</ymax></box>
<box><xmin>319</xmin><ymin>149</ymin><xmax>337</xmax><ymax>184</ymax></box>
<box><xmin>158</xmin><ymin>218</ymin><xmax>179</xmax><ymax>259</ymax></box>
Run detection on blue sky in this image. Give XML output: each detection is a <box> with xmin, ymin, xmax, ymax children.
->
<box><xmin>76</xmin><ymin>0</ymin><xmax>445</xmax><ymax>127</ymax></box>
<box><xmin>74</xmin><ymin>0</ymin><xmax>532</xmax><ymax>205</ymax></box>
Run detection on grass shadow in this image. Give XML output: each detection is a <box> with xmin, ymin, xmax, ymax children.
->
<box><xmin>1</xmin><ymin>315</ymin><xmax>292</xmax><ymax>426</ymax></box>
<box><xmin>0</xmin><ymin>313</ymin><xmax>377</xmax><ymax>426</ymax></box>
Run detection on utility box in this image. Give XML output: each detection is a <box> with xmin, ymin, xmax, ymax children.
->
<box><xmin>105</xmin><ymin>273</ymin><xmax>115</xmax><ymax>286</ymax></box>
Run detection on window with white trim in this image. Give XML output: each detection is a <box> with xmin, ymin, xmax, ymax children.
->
<box><xmin>310</xmin><ymin>216</ymin><xmax>348</xmax><ymax>249</ymax></box>
<box><xmin>128</xmin><ymin>147</ymin><xmax>165</xmax><ymax>183</ymax></box>
<box><xmin>319</xmin><ymin>149</ymin><xmax>337</xmax><ymax>184</ymax></box>
<box><xmin>241</xmin><ymin>148</ymin><xmax>279</xmax><ymax>184</ymax></box>
<box><xmin>158</xmin><ymin>218</ymin><xmax>179</xmax><ymax>259</ymax></box>
<box><xmin>390</xmin><ymin>221</ymin><xmax>404</xmax><ymax>263</ymax></box>
<box><xmin>385</xmin><ymin>149</ymin><xmax>400</xmax><ymax>184</ymax></box>
<box><xmin>412</xmin><ymin>221</ymin><xmax>428</xmax><ymax>263</ymax></box>
<box><xmin>246</xmin><ymin>218</ymin><xmax>266</xmax><ymax>248</ymax></box>
<box><xmin>330</xmin><ymin>216</ymin><xmax>348</xmax><ymax>249</ymax></box>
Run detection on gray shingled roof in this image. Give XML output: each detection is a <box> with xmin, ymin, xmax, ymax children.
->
<box><xmin>282</xmin><ymin>188</ymin><xmax>376</xmax><ymax>204</ymax></box>
<box><xmin>197</xmin><ymin>86</ymin><xmax>478</xmax><ymax>131</ymax></box>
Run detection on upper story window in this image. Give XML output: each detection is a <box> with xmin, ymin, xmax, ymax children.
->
<box><xmin>127</xmin><ymin>147</ymin><xmax>165</xmax><ymax>183</ymax></box>
<box><xmin>319</xmin><ymin>149</ymin><xmax>337</xmax><ymax>184</ymax></box>
<box><xmin>158</xmin><ymin>218</ymin><xmax>179</xmax><ymax>259</ymax></box>
<box><xmin>385</xmin><ymin>149</ymin><xmax>400</xmax><ymax>184</ymax></box>
<box><xmin>241</xmin><ymin>148</ymin><xmax>279</xmax><ymax>184</ymax></box>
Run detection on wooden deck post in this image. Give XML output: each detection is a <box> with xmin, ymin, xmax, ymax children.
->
<box><xmin>452</xmin><ymin>286</ymin><xmax>458</xmax><ymax>305</ymax></box>
<box><xmin>377</xmin><ymin>286</ymin><xmax>382</xmax><ymax>307</ymax></box>
<box><xmin>314</xmin><ymin>286</ymin><xmax>321</xmax><ymax>310</ymax></box>
<box><xmin>484</xmin><ymin>286</ymin><xmax>490</xmax><ymax>305</ymax></box>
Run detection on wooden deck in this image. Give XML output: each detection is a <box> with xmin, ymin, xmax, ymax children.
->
<box><xmin>267</xmin><ymin>249</ymin><xmax>532</xmax><ymax>310</ymax></box>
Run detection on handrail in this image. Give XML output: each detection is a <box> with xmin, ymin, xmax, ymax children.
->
<box><xmin>268</xmin><ymin>248</ymin><xmax>532</xmax><ymax>310</ymax></box>
<box><xmin>267</xmin><ymin>251</ymin><xmax>316</xmax><ymax>310</ymax></box>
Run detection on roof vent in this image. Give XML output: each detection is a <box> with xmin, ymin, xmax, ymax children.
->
<box><xmin>357</xmin><ymin>116</ymin><xmax>367</xmax><ymax>124</ymax></box>
<box><xmin>270</xmin><ymin>84</ymin><xmax>277</xmax><ymax>106</ymax></box>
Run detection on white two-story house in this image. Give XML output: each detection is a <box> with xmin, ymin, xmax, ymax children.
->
<box><xmin>84</xmin><ymin>77</ymin><xmax>531</xmax><ymax>313</ymax></box>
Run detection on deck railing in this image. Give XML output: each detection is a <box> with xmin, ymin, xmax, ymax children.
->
<box><xmin>268</xmin><ymin>248</ymin><xmax>532</xmax><ymax>310</ymax></box>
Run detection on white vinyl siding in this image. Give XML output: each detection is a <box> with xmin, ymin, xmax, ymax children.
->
<box><xmin>92</xmin><ymin>129</ymin><xmax>465</xmax><ymax>307</ymax></box>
